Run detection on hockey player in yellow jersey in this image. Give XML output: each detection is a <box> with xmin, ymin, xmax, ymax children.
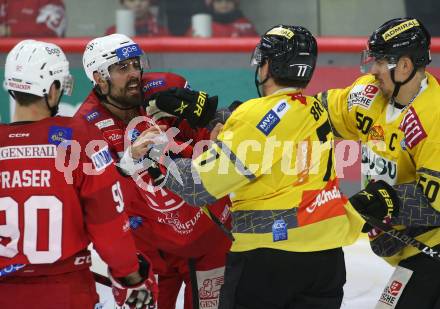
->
<box><xmin>319</xmin><ymin>17</ymin><xmax>440</xmax><ymax>308</ymax></box>
<box><xmin>128</xmin><ymin>24</ymin><xmax>364</xmax><ymax>309</ymax></box>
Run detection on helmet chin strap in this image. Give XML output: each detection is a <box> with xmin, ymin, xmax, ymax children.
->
<box><xmin>390</xmin><ymin>65</ymin><xmax>418</xmax><ymax>99</ymax></box>
<box><xmin>44</xmin><ymin>90</ymin><xmax>63</xmax><ymax>117</ymax></box>
<box><xmin>254</xmin><ymin>66</ymin><xmax>270</xmax><ymax>97</ymax></box>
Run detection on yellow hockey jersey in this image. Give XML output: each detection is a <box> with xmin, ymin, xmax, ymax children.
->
<box><xmin>192</xmin><ymin>89</ymin><xmax>364</xmax><ymax>252</ymax></box>
<box><xmin>321</xmin><ymin>72</ymin><xmax>440</xmax><ymax>265</ymax></box>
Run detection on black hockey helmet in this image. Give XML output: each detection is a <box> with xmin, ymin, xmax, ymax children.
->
<box><xmin>361</xmin><ymin>17</ymin><xmax>431</xmax><ymax>73</ymax></box>
<box><xmin>251</xmin><ymin>24</ymin><xmax>317</xmax><ymax>90</ymax></box>
<box><xmin>361</xmin><ymin>17</ymin><xmax>431</xmax><ymax>99</ymax></box>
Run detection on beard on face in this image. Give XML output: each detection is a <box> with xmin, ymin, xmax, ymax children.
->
<box><xmin>108</xmin><ymin>77</ymin><xmax>143</xmax><ymax>108</ymax></box>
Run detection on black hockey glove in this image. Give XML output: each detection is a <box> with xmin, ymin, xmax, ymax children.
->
<box><xmin>147</xmin><ymin>88</ymin><xmax>218</xmax><ymax>128</ymax></box>
<box><xmin>349</xmin><ymin>180</ymin><xmax>400</xmax><ymax>232</ymax></box>
<box><xmin>228</xmin><ymin>100</ymin><xmax>243</xmax><ymax>112</ymax></box>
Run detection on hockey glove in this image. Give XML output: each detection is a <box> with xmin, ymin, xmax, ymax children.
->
<box><xmin>349</xmin><ymin>180</ymin><xmax>400</xmax><ymax>232</ymax></box>
<box><xmin>110</xmin><ymin>253</ymin><xmax>158</xmax><ymax>309</ymax></box>
<box><xmin>147</xmin><ymin>87</ymin><xmax>218</xmax><ymax>128</ymax></box>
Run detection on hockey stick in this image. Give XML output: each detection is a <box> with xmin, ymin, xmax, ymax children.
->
<box><xmin>201</xmin><ymin>206</ymin><xmax>235</xmax><ymax>241</ymax></box>
<box><xmin>0</xmin><ymin>263</ymin><xmax>112</xmax><ymax>287</ymax></box>
<box><xmin>359</xmin><ymin>213</ymin><xmax>440</xmax><ymax>262</ymax></box>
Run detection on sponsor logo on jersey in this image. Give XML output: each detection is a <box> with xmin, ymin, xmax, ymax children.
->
<box><xmin>103</xmin><ymin>129</ymin><xmax>124</xmax><ymax>145</ymax></box>
<box><xmin>143</xmin><ymin>79</ymin><xmax>165</xmax><ymax>92</ymax></box>
<box><xmin>399</xmin><ymin>106</ymin><xmax>427</xmax><ymax>149</ymax></box>
<box><xmin>128</xmin><ymin>128</ymin><xmax>141</xmax><ymax>143</ymax></box>
<box><xmin>129</xmin><ymin>216</ymin><xmax>143</xmax><ymax>230</ymax></box>
<box><xmin>8</xmin><ymin>133</ymin><xmax>30</xmax><ymax>138</ymax></box>
<box><xmin>361</xmin><ymin>145</ymin><xmax>397</xmax><ymax>184</ymax></box>
<box><xmin>48</xmin><ymin>126</ymin><xmax>72</xmax><ymax>146</ymax></box>
<box><xmin>0</xmin><ymin>264</ymin><xmax>25</xmax><ymax>277</ymax></box>
<box><xmin>95</xmin><ymin>118</ymin><xmax>115</xmax><ymax>130</ymax></box>
<box><xmin>367</xmin><ymin>125</ymin><xmax>385</xmax><ymax>142</ymax></box>
<box><xmin>85</xmin><ymin>110</ymin><xmax>100</xmax><ymax>122</ymax></box>
<box><xmin>347</xmin><ymin>84</ymin><xmax>378</xmax><ymax>110</ymax></box>
<box><xmin>0</xmin><ymin>145</ymin><xmax>57</xmax><ymax>161</ymax></box>
<box><xmin>257</xmin><ymin>100</ymin><xmax>290</xmax><ymax>135</ymax></box>
<box><xmin>306</xmin><ymin>186</ymin><xmax>342</xmax><ymax>213</ymax></box>
<box><xmin>91</xmin><ymin>146</ymin><xmax>113</xmax><ymax>171</ymax></box>
<box><xmin>297</xmin><ymin>179</ymin><xmax>346</xmax><ymax>226</ymax></box>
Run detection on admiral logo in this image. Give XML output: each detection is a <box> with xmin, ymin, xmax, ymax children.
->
<box><xmin>399</xmin><ymin>106</ymin><xmax>427</xmax><ymax>149</ymax></box>
<box><xmin>382</xmin><ymin>19</ymin><xmax>419</xmax><ymax>41</ymax></box>
<box><xmin>298</xmin><ymin>180</ymin><xmax>347</xmax><ymax>226</ymax></box>
<box><xmin>48</xmin><ymin>126</ymin><xmax>72</xmax><ymax>146</ymax></box>
<box><xmin>8</xmin><ymin>81</ymin><xmax>31</xmax><ymax>90</ymax></box>
<box><xmin>306</xmin><ymin>186</ymin><xmax>342</xmax><ymax>213</ymax></box>
<box><xmin>143</xmin><ymin>79</ymin><xmax>165</xmax><ymax>92</ymax></box>
<box><xmin>85</xmin><ymin>111</ymin><xmax>99</xmax><ymax>122</ymax></box>
<box><xmin>0</xmin><ymin>144</ymin><xmax>57</xmax><ymax>161</ymax></box>
<box><xmin>95</xmin><ymin>118</ymin><xmax>115</xmax><ymax>129</ymax></box>
<box><xmin>257</xmin><ymin>111</ymin><xmax>280</xmax><ymax>135</ymax></box>
<box><xmin>266</xmin><ymin>27</ymin><xmax>294</xmax><ymax>39</ymax></box>
<box><xmin>91</xmin><ymin>146</ymin><xmax>113</xmax><ymax>171</ymax></box>
<box><xmin>8</xmin><ymin>133</ymin><xmax>30</xmax><ymax>138</ymax></box>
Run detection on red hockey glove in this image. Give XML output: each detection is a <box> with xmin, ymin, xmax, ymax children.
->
<box><xmin>109</xmin><ymin>253</ymin><xmax>158</xmax><ymax>309</ymax></box>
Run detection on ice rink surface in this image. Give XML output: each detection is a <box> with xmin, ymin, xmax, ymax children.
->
<box><xmin>93</xmin><ymin>238</ymin><xmax>395</xmax><ymax>309</ymax></box>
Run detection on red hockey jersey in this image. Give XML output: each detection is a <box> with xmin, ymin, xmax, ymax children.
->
<box><xmin>0</xmin><ymin>117</ymin><xmax>138</xmax><ymax>277</ymax></box>
<box><xmin>75</xmin><ymin>72</ymin><xmax>231</xmax><ymax>258</ymax></box>
<box><xmin>0</xmin><ymin>0</ymin><xmax>66</xmax><ymax>37</ymax></box>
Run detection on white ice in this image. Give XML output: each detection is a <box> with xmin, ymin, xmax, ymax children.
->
<box><xmin>92</xmin><ymin>238</ymin><xmax>394</xmax><ymax>309</ymax></box>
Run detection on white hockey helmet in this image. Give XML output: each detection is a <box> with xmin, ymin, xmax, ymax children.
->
<box><xmin>83</xmin><ymin>33</ymin><xmax>148</xmax><ymax>84</ymax></box>
<box><xmin>5</xmin><ymin>40</ymin><xmax>73</xmax><ymax>97</ymax></box>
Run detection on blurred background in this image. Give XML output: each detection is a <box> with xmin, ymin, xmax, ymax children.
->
<box><xmin>0</xmin><ymin>0</ymin><xmax>439</xmax><ymax>123</ymax></box>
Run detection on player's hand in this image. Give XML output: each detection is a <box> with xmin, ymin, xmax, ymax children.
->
<box><xmin>349</xmin><ymin>180</ymin><xmax>400</xmax><ymax>232</ymax></box>
<box><xmin>146</xmin><ymin>88</ymin><xmax>218</xmax><ymax>128</ymax></box>
<box><xmin>210</xmin><ymin>123</ymin><xmax>223</xmax><ymax>140</ymax></box>
<box><xmin>130</xmin><ymin>126</ymin><xmax>166</xmax><ymax>160</ymax></box>
<box><xmin>109</xmin><ymin>253</ymin><xmax>158</xmax><ymax>309</ymax></box>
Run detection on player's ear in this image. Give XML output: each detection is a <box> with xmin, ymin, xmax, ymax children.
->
<box><xmin>47</xmin><ymin>81</ymin><xmax>62</xmax><ymax>106</ymax></box>
<box><xmin>93</xmin><ymin>72</ymin><xmax>109</xmax><ymax>95</ymax></box>
<box><xmin>398</xmin><ymin>56</ymin><xmax>414</xmax><ymax>75</ymax></box>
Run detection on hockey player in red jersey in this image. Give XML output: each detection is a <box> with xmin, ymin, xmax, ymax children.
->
<box><xmin>0</xmin><ymin>0</ymin><xmax>66</xmax><ymax>37</ymax></box>
<box><xmin>75</xmin><ymin>33</ymin><xmax>232</xmax><ymax>309</ymax></box>
<box><xmin>0</xmin><ymin>39</ymin><xmax>157</xmax><ymax>309</ymax></box>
